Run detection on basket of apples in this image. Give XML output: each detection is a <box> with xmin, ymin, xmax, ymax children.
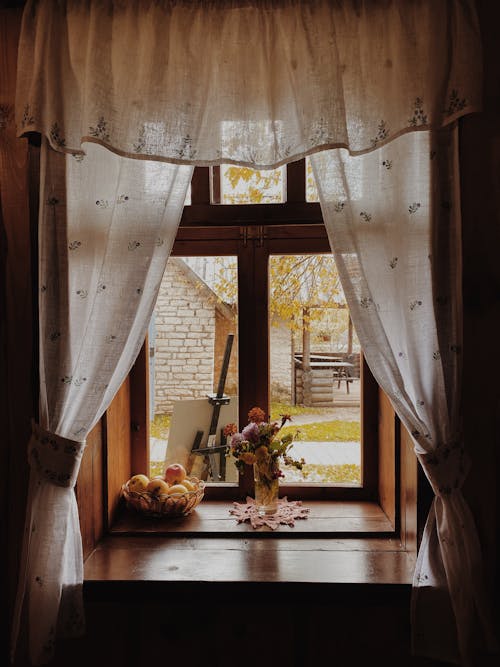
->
<box><xmin>122</xmin><ymin>463</ymin><xmax>205</xmax><ymax>518</ymax></box>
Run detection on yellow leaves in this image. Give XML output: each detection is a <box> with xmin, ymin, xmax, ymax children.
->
<box><xmin>225</xmin><ymin>166</ymin><xmax>255</xmax><ymax>188</ymax></box>
<box><xmin>306</xmin><ymin>156</ymin><xmax>319</xmax><ymax>202</ymax></box>
<box><xmin>268</xmin><ymin>254</ymin><xmax>353</xmax><ymax>343</ymax></box>
<box><xmin>269</xmin><ymin>254</ymin><xmax>343</xmax><ymax>324</ymax></box>
<box><xmin>248</xmin><ymin>187</ymin><xmax>264</xmax><ymax>204</ymax></box>
<box><xmin>221</xmin><ymin>161</ymin><xmax>317</xmax><ymax>204</ymax></box>
<box><xmin>222</xmin><ymin>165</ymin><xmax>283</xmax><ymax>204</ymax></box>
<box><xmin>212</xmin><ymin>256</ymin><xmax>238</xmax><ymax>303</ymax></box>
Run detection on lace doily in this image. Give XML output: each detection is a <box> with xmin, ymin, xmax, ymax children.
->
<box><xmin>230</xmin><ymin>496</ymin><xmax>309</xmax><ymax>529</ymax></box>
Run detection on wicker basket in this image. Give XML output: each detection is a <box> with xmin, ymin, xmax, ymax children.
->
<box><xmin>121</xmin><ymin>477</ymin><xmax>205</xmax><ymax>518</ymax></box>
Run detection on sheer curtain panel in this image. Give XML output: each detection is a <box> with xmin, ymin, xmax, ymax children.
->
<box><xmin>10</xmin><ymin>141</ymin><xmax>192</xmax><ymax>665</ymax></box>
<box><xmin>311</xmin><ymin>130</ymin><xmax>497</xmax><ymax>665</ymax></box>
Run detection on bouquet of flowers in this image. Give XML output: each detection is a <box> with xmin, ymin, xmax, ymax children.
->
<box><xmin>223</xmin><ymin>407</ymin><xmax>305</xmax><ymax>480</ymax></box>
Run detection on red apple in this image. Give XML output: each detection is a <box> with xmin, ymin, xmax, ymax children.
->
<box><xmin>164</xmin><ymin>463</ymin><xmax>187</xmax><ymax>485</ymax></box>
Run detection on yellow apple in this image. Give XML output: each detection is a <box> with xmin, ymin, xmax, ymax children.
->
<box><xmin>181</xmin><ymin>478</ymin><xmax>195</xmax><ymax>492</ymax></box>
<box><xmin>128</xmin><ymin>474</ymin><xmax>149</xmax><ymax>493</ymax></box>
<box><xmin>146</xmin><ymin>479</ymin><xmax>170</xmax><ymax>496</ymax></box>
<box><xmin>164</xmin><ymin>463</ymin><xmax>187</xmax><ymax>485</ymax></box>
<box><xmin>167</xmin><ymin>483</ymin><xmax>188</xmax><ymax>495</ymax></box>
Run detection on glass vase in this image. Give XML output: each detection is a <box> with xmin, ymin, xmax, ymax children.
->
<box><xmin>253</xmin><ymin>461</ymin><xmax>279</xmax><ymax>515</ymax></box>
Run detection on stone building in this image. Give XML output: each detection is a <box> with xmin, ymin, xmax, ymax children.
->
<box><xmin>153</xmin><ymin>258</ymin><xmax>295</xmax><ymax>414</ymax></box>
<box><xmin>153</xmin><ymin>257</ymin><xmax>238</xmax><ymax>414</ymax></box>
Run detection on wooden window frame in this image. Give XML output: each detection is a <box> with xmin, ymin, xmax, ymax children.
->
<box><xmin>101</xmin><ymin>163</ymin><xmax>418</xmax><ymax>536</ymax></box>
<box><xmin>151</xmin><ymin>222</ymin><xmax>378</xmax><ymax>503</ymax></box>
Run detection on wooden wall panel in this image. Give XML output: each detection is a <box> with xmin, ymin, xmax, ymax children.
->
<box><xmin>378</xmin><ymin>388</ymin><xmax>396</xmax><ymax>528</ymax></box>
<box><xmin>399</xmin><ymin>424</ymin><xmax>418</xmax><ymax>553</ymax></box>
<box><xmin>76</xmin><ymin>421</ymin><xmax>104</xmax><ymax>561</ymax></box>
<box><xmin>49</xmin><ymin>589</ymin><xmax>458</xmax><ymax>667</ymax></box>
<box><xmin>0</xmin><ymin>9</ymin><xmax>33</xmax><ymax>665</ymax></box>
<box><xmin>361</xmin><ymin>355</ymin><xmax>379</xmax><ymax>497</ymax></box>
<box><xmin>129</xmin><ymin>341</ymin><xmax>149</xmax><ymax>477</ymax></box>
<box><xmin>105</xmin><ymin>376</ymin><xmax>132</xmax><ymax>526</ymax></box>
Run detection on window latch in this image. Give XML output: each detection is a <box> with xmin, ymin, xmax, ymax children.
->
<box><xmin>240</xmin><ymin>225</ymin><xmax>266</xmax><ymax>247</ymax></box>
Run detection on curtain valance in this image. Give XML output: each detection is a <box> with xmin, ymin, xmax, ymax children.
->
<box><xmin>16</xmin><ymin>0</ymin><xmax>481</xmax><ymax>168</ymax></box>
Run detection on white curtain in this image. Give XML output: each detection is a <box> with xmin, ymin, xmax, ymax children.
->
<box><xmin>16</xmin><ymin>0</ymin><xmax>481</xmax><ymax>167</ymax></box>
<box><xmin>13</xmin><ymin>1</ymin><xmax>489</xmax><ymax>666</ymax></box>
<box><xmin>310</xmin><ymin>129</ymin><xmax>497</xmax><ymax>665</ymax></box>
<box><xmin>10</xmin><ymin>140</ymin><xmax>192</xmax><ymax>665</ymax></box>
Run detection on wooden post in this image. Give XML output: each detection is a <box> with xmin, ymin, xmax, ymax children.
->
<box><xmin>302</xmin><ymin>307</ymin><xmax>312</xmax><ymax>406</ymax></box>
<box><xmin>290</xmin><ymin>319</ymin><xmax>296</xmax><ymax>405</ymax></box>
<box><xmin>347</xmin><ymin>312</ymin><xmax>353</xmax><ymax>355</ymax></box>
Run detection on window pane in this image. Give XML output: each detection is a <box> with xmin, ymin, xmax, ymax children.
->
<box><xmin>149</xmin><ymin>256</ymin><xmax>238</xmax><ymax>484</ymax></box>
<box><xmin>220</xmin><ymin>164</ymin><xmax>285</xmax><ymax>204</ymax></box>
<box><xmin>268</xmin><ymin>254</ymin><xmax>361</xmax><ymax>486</ymax></box>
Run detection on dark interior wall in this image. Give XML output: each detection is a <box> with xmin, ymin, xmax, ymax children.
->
<box><xmin>1</xmin><ymin>8</ymin><xmax>32</xmax><ymax>667</ymax></box>
<box><xmin>460</xmin><ymin>0</ymin><xmax>500</xmax><ymax>595</ymax></box>
<box><xmin>1</xmin><ymin>2</ymin><xmax>499</xmax><ymax>666</ymax></box>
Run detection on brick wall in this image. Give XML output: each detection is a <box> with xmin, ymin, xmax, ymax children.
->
<box><xmin>153</xmin><ymin>258</ymin><xmax>216</xmax><ymax>413</ymax></box>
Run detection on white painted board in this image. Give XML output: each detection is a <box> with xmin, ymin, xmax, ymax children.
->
<box><xmin>165</xmin><ymin>397</ymin><xmax>239</xmax><ymax>482</ymax></box>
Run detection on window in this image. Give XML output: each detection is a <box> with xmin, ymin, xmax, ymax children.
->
<box><xmin>99</xmin><ymin>160</ymin><xmax>417</xmax><ymax>543</ymax></box>
<box><xmin>114</xmin><ymin>161</ymin><xmax>386</xmax><ymax>505</ymax></box>
<box><xmin>219</xmin><ymin>164</ymin><xmax>286</xmax><ymax>204</ymax></box>
<box><xmin>149</xmin><ymin>229</ymin><xmax>369</xmax><ymax>499</ymax></box>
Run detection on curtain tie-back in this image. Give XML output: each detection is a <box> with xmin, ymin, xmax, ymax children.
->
<box><xmin>28</xmin><ymin>421</ymin><xmax>86</xmax><ymax>488</ymax></box>
<box><xmin>418</xmin><ymin>438</ymin><xmax>469</xmax><ymax>498</ymax></box>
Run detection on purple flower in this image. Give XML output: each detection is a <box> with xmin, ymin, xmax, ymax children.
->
<box><xmin>231</xmin><ymin>433</ymin><xmax>244</xmax><ymax>447</ymax></box>
<box><xmin>242</xmin><ymin>422</ymin><xmax>260</xmax><ymax>443</ymax></box>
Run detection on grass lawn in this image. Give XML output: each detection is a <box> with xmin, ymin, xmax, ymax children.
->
<box><xmin>281</xmin><ymin>420</ymin><xmax>360</xmax><ymax>442</ymax></box>
<box><xmin>151</xmin><ymin>409</ymin><xmax>360</xmax><ymax>443</ymax></box>
<box><xmin>284</xmin><ymin>463</ymin><xmax>361</xmax><ymax>484</ymax></box>
<box><xmin>150</xmin><ymin>414</ymin><xmax>171</xmax><ymax>439</ymax></box>
<box><xmin>150</xmin><ymin>460</ymin><xmax>361</xmax><ymax>484</ymax></box>
<box><xmin>270</xmin><ymin>402</ymin><xmax>333</xmax><ymax>420</ymax></box>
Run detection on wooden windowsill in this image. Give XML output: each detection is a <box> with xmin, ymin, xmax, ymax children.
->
<box><xmin>108</xmin><ymin>500</ymin><xmax>396</xmax><ymax>537</ymax></box>
<box><xmin>83</xmin><ymin>534</ymin><xmax>416</xmax><ymax>596</ymax></box>
<box><xmin>83</xmin><ymin>501</ymin><xmax>416</xmax><ymax>595</ymax></box>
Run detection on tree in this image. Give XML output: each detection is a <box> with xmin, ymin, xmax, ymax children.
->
<box><xmin>210</xmin><ymin>253</ymin><xmax>352</xmax><ymax>350</ymax></box>
<box><xmin>269</xmin><ymin>254</ymin><xmax>344</xmax><ymax>332</ymax></box>
<box><xmin>221</xmin><ymin>165</ymin><xmax>283</xmax><ymax>204</ymax></box>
